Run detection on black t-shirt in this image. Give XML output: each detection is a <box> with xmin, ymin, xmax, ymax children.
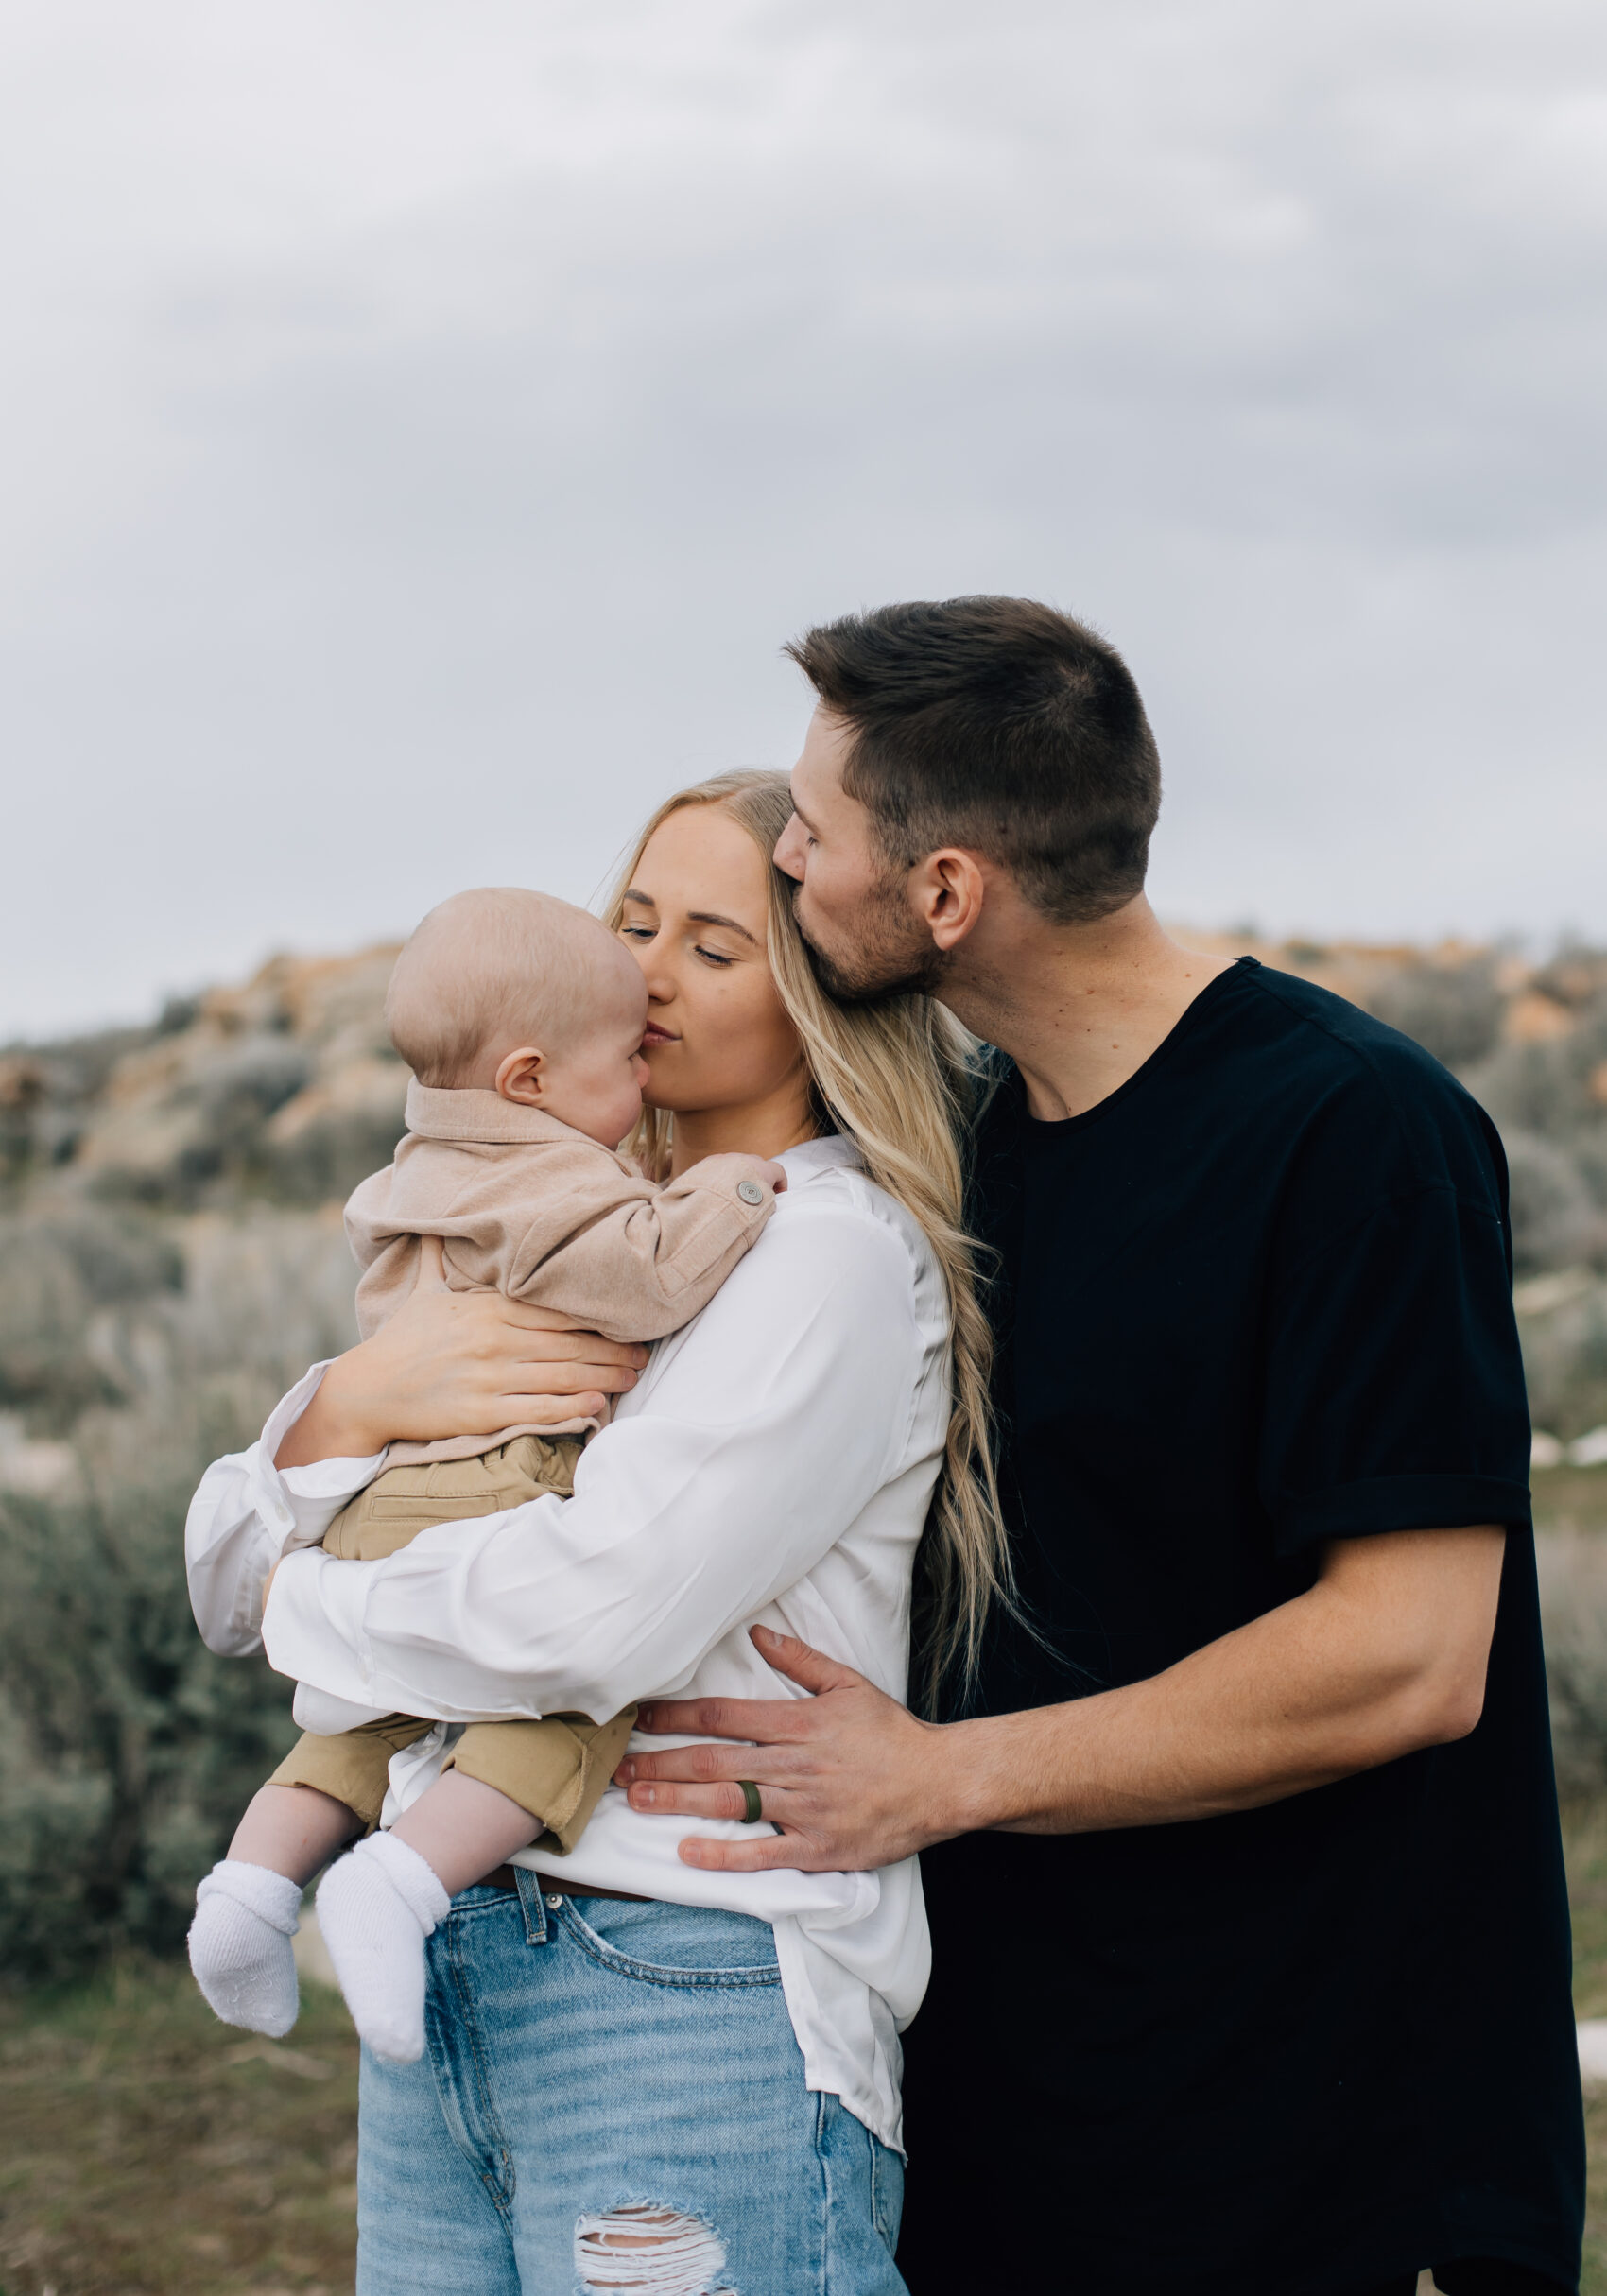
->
<box><xmin>898</xmin><ymin>959</ymin><xmax>1582</xmax><ymax>2296</ymax></box>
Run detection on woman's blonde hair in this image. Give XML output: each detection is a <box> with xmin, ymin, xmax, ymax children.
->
<box><xmin>604</xmin><ymin>768</ymin><xmax>1014</xmax><ymax>1712</ymax></box>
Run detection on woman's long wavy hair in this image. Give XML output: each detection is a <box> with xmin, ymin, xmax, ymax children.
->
<box><xmin>605</xmin><ymin>769</ymin><xmax>1013</xmax><ymax>1714</ymax></box>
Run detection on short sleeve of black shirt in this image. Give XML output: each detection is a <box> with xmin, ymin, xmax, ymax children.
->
<box><xmin>899</xmin><ymin>960</ymin><xmax>1582</xmax><ymax>2296</ymax></box>
<box><xmin>1251</xmin><ymin>973</ymin><xmax>1533</xmax><ymax>1555</ymax></box>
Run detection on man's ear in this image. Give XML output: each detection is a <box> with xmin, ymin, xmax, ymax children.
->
<box><xmin>911</xmin><ymin>849</ymin><xmax>987</xmax><ymax>954</ymax></box>
<box><xmin>494</xmin><ymin>1045</ymin><xmax>546</xmax><ymax>1106</ymax></box>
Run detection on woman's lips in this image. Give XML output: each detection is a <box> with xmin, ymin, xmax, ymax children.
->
<box><xmin>642</xmin><ymin>1025</ymin><xmax>679</xmax><ymax>1045</ymax></box>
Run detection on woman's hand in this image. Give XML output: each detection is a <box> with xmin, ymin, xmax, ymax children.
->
<box><xmin>274</xmin><ymin>1288</ymin><xmax>648</xmax><ymax>1468</ymax></box>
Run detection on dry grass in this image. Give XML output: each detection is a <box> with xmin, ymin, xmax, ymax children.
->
<box><xmin>0</xmin><ymin>1964</ymin><xmax>357</xmax><ymax>2295</ymax></box>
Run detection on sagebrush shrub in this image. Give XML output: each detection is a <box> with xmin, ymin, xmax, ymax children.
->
<box><xmin>0</xmin><ymin>1462</ymin><xmax>298</xmax><ymax>1984</ymax></box>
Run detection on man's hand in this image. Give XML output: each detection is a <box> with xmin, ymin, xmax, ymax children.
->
<box><xmin>615</xmin><ymin>1626</ymin><xmax>955</xmax><ymax>1873</ymax></box>
<box><xmin>275</xmin><ymin>1289</ymin><xmax>648</xmax><ymax>1468</ymax></box>
<box><xmin>616</xmin><ymin>1528</ymin><xmax>1508</xmax><ymax>1870</ymax></box>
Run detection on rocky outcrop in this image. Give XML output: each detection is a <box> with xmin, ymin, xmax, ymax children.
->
<box><xmin>4</xmin><ymin>947</ymin><xmax>406</xmax><ymax>1213</ymax></box>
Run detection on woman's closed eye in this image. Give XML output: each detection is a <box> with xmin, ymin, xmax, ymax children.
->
<box><xmin>694</xmin><ymin>943</ymin><xmax>736</xmax><ymax>968</ymax></box>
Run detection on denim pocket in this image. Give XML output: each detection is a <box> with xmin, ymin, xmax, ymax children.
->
<box><xmin>554</xmin><ymin>1896</ymin><xmax>783</xmax><ymax>1989</ymax></box>
<box><xmin>869</xmin><ymin>2132</ymin><xmax>905</xmax><ymax>2253</ymax></box>
<box><xmin>814</xmin><ymin>2089</ymin><xmax>906</xmax><ymax>2262</ymax></box>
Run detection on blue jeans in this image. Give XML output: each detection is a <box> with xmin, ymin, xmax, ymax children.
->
<box><xmin>356</xmin><ymin>1873</ymin><xmax>907</xmax><ymax>2295</ymax></box>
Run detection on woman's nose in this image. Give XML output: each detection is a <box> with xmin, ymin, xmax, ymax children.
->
<box><xmin>628</xmin><ymin>945</ymin><xmax>674</xmax><ymax>1003</ymax></box>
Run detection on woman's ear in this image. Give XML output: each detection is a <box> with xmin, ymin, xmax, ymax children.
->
<box><xmin>494</xmin><ymin>1045</ymin><xmax>546</xmax><ymax>1106</ymax></box>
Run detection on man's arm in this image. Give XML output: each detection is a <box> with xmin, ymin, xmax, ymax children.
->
<box><xmin>615</xmin><ymin>1525</ymin><xmax>1507</xmax><ymax>1873</ymax></box>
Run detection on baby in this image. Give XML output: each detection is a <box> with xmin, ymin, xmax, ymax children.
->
<box><xmin>187</xmin><ymin>887</ymin><xmax>785</xmax><ymax>2061</ymax></box>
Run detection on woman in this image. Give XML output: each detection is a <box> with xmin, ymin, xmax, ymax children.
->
<box><xmin>185</xmin><ymin>771</ymin><xmax>1009</xmax><ymax>2294</ymax></box>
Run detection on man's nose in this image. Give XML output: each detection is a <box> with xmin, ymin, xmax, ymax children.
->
<box><xmin>773</xmin><ymin>815</ymin><xmax>805</xmax><ymax>881</ymax></box>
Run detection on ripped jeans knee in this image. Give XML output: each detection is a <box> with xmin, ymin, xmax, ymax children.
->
<box><xmin>574</xmin><ymin>2201</ymin><xmax>735</xmax><ymax>2295</ymax></box>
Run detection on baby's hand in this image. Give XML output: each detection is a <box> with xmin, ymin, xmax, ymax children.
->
<box><xmin>675</xmin><ymin>1152</ymin><xmax>789</xmax><ymax>1200</ymax></box>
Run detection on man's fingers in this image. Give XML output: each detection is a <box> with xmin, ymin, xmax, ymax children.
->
<box><xmin>622</xmin><ymin>1778</ymin><xmax>788</xmax><ymax>1821</ymax></box>
<box><xmin>749</xmin><ymin>1623</ymin><xmax>867</xmax><ymax>1698</ymax></box>
<box><xmin>678</xmin><ymin>1830</ymin><xmax>821</xmax><ymax>1873</ymax></box>
<box><xmin>617</xmin><ymin>1735</ymin><xmax>805</xmax><ymax>1788</ymax></box>
<box><xmin>632</xmin><ymin>1636</ymin><xmax>867</xmax><ymax>1739</ymax></box>
<box><xmin>631</xmin><ymin>1693</ymin><xmax>817</xmax><ymax>1744</ymax></box>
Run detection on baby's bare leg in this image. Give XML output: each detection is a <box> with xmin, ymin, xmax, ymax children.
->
<box><xmin>230</xmin><ymin>1784</ymin><xmax>363</xmax><ymax>1887</ymax></box>
<box><xmin>391</xmin><ymin>1770</ymin><xmax>540</xmax><ymax>1895</ymax></box>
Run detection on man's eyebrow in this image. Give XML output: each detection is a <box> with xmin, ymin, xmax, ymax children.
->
<box><xmin>688</xmin><ymin>910</ymin><xmax>759</xmax><ymax>944</ymax></box>
<box><xmin>789</xmin><ymin>795</ymin><xmax>820</xmax><ymax>833</ymax></box>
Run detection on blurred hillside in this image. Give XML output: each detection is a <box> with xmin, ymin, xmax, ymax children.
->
<box><xmin>0</xmin><ymin>948</ymin><xmax>403</xmax><ymax>1471</ymax></box>
<box><xmin>5</xmin><ymin>930</ymin><xmax>1607</xmax><ymax>1977</ymax></box>
<box><xmin>6</xmin><ymin>929</ymin><xmax>1607</xmax><ymax>1477</ymax></box>
<box><xmin>0</xmin><ymin>948</ymin><xmax>403</xmax><ymax>1981</ymax></box>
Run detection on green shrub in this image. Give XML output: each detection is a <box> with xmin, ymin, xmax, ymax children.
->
<box><xmin>0</xmin><ymin>1462</ymin><xmax>297</xmax><ymax>1985</ymax></box>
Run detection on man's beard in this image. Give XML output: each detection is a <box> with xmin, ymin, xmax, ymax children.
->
<box><xmin>794</xmin><ymin>877</ymin><xmax>949</xmax><ymax>1005</ymax></box>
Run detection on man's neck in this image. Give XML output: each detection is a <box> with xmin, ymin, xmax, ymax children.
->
<box><xmin>942</xmin><ymin>895</ymin><xmax>1235</xmax><ymax>1122</ymax></box>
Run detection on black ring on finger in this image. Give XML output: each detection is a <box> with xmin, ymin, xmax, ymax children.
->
<box><xmin>736</xmin><ymin>1779</ymin><xmax>763</xmax><ymax>1824</ymax></box>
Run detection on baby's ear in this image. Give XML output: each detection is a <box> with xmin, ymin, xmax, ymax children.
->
<box><xmin>494</xmin><ymin>1046</ymin><xmax>546</xmax><ymax>1106</ymax></box>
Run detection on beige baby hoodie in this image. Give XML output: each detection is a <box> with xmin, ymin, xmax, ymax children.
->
<box><xmin>345</xmin><ymin>1079</ymin><xmax>777</xmax><ymax>1464</ymax></box>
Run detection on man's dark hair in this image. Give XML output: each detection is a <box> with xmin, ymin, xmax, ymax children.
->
<box><xmin>786</xmin><ymin>596</ymin><xmax>1162</xmax><ymax>925</ymax></box>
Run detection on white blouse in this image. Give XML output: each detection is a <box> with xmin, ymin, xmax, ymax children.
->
<box><xmin>183</xmin><ymin>1134</ymin><xmax>950</xmax><ymax>2151</ymax></box>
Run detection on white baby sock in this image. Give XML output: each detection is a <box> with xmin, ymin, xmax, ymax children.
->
<box><xmin>188</xmin><ymin>1860</ymin><xmax>303</xmax><ymax>2036</ymax></box>
<box><xmin>316</xmin><ymin>1832</ymin><xmax>451</xmax><ymax>2065</ymax></box>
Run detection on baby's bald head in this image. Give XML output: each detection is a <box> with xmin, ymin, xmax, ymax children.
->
<box><xmin>387</xmin><ymin>888</ymin><xmax>647</xmax><ymax>1091</ymax></box>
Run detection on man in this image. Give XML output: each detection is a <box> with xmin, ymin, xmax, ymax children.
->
<box><xmin>614</xmin><ymin>596</ymin><xmax>1583</xmax><ymax>2294</ymax></box>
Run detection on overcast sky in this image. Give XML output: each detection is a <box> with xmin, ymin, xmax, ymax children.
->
<box><xmin>4</xmin><ymin>0</ymin><xmax>1605</xmax><ymax>1039</ymax></box>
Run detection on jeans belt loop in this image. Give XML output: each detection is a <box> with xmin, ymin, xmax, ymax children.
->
<box><xmin>511</xmin><ymin>1865</ymin><xmax>550</xmax><ymax>1947</ymax></box>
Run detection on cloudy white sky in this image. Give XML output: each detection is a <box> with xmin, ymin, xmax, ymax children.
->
<box><xmin>4</xmin><ymin>0</ymin><xmax>1605</xmax><ymax>1039</ymax></box>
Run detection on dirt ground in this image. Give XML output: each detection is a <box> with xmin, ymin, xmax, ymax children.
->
<box><xmin>0</xmin><ymin>1966</ymin><xmax>359</xmax><ymax>2294</ymax></box>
